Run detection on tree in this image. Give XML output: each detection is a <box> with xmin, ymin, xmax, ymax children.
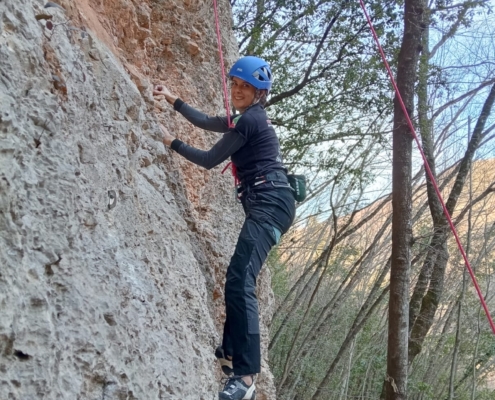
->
<box><xmin>229</xmin><ymin>1</ymin><xmax>495</xmax><ymax>399</ymax></box>
<box><xmin>231</xmin><ymin>0</ymin><xmax>402</xmax><ymax>178</ymax></box>
<box><xmin>409</xmin><ymin>0</ymin><xmax>495</xmax><ymax>365</ymax></box>
<box><xmin>386</xmin><ymin>0</ymin><xmax>425</xmax><ymax>397</ymax></box>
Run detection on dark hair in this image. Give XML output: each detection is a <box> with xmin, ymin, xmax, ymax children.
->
<box><xmin>257</xmin><ymin>90</ymin><xmax>268</xmax><ymax>107</ymax></box>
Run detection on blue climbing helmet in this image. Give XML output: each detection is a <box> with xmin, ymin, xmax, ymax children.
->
<box><xmin>229</xmin><ymin>56</ymin><xmax>273</xmax><ymax>91</ymax></box>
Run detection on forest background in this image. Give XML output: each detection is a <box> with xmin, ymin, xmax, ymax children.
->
<box><xmin>229</xmin><ymin>0</ymin><xmax>495</xmax><ymax>399</ymax></box>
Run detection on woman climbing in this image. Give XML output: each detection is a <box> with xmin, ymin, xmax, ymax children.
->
<box><xmin>153</xmin><ymin>56</ymin><xmax>295</xmax><ymax>400</ymax></box>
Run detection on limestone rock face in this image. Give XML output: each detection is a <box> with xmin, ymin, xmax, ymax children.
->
<box><xmin>0</xmin><ymin>1</ymin><xmax>276</xmax><ymax>399</ymax></box>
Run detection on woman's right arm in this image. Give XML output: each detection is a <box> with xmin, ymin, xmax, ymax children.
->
<box><xmin>153</xmin><ymin>85</ymin><xmax>229</xmax><ymax>133</ymax></box>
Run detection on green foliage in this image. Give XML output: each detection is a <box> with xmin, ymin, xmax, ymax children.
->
<box><xmin>411</xmin><ymin>381</ymin><xmax>435</xmax><ymax>399</ymax></box>
<box><xmin>266</xmin><ymin>245</ymin><xmax>291</xmax><ymax>302</ymax></box>
<box><xmin>231</xmin><ymin>0</ymin><xmax>402</xmax><ymax>178</ymax></box>
<box><xmin>231</xmin><ymin>1</ymin><xmax>495</xmax><ymax>399</ymax></box>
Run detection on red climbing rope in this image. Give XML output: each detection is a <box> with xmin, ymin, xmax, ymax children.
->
<box><xmin>213</xmin><ymin>0</ymin><xmax>232</xmax><ymax>126</ymax></box>
<box><xmin>359</xmin><ymin>0</ymin><xmax>495</xmax><ymax>335</ymax></box>
<box><xmin>213</xmin><ymin>0</ymin><xmax>239</xmax><ymax>185</ymax></box>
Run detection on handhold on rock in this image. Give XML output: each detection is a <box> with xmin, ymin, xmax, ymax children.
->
<box><xmin>88</xmin><ymin>50</ymin><xmax>100</xmax><ymax>61</ymax></box>
<box><xmin>108</xmin><ymin>190</ymin><xmax>117</xmax><ymax>210</ymax></box>
<box><xmin>186</xmin><ymin>41</ymin><xmax>200</xmax><ymax>56</ymax></box>
<box><xmin>44</xmin><ymin>2</ymin><xmax>65</xmax><ymax>10</ymax></box>
<box><xmin>51</xmin><ymin>74</ymin><xmax>67</xmax><ymax>94</ymax></box>
<box><xmin>35</xmin><ymin>13</ymin><xmax>53</xmax><ymax>20</ymax></box>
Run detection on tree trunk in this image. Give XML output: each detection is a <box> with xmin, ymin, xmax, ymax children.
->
<box><xmin>448</xmin><ymin>117</ymin><xmax>472</xmax><ymax>400</ymax></box>
<box><xmin>408</xmin><ymin>83</ymin><xmax>495</xmax><ymax>363</ymax></box>
<box><xmin>386</xmin><ymin>0</ymin><xmax>425</xmax><ymax>398</ymax></box>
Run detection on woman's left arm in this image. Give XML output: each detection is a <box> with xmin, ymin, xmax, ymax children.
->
<box><xmin>174</xmin><ymin>100</ymin><xmax>230</xmax><ymax>133</ymax></box>
<box><xmin>167</xmin><ymin>129</ymin><xmax>247</xmax><ymax>170</ymax></box>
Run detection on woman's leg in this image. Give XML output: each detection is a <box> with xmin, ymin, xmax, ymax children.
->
<box><xmin>223</xmin><ymin>217</ymin><xmax>277</xmax><ymax>375</ymax></box>
<box><xmin>222</xmin><ymin>187</ymin><xmax>295</xmax><ymax>375</ymax></box>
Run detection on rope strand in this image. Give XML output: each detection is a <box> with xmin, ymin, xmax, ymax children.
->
<box><xmin>213</xmin><ymin>0</ymin><xmax>238</xmax><ymax>184</ymax></box>
<box><xmin>213</xmin><ymin>0</ymin><xmax>231</xmax><ymax>126</ymax></box>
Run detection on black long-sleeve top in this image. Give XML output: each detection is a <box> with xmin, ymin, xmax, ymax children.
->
<box><xmin>170</xmin><ymin>99</ymin><xmax>286</xmax><ymax>184</ymax></box>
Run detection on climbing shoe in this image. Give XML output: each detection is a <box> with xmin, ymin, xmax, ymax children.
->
<box><xmin>215</xmin><ymin>346</ymin><xmax>233</xmax><ymax>376</ymax></box>
<box><xmin>219</xmin><ymin>375</ymin><xmax>256</xmax><ymax>400</ymax></box>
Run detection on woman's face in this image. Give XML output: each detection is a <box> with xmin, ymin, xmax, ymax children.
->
<box><xmin>230</xmin><ymin>77</ymin><xmax>256</xmax><ymax>112</ymax></box>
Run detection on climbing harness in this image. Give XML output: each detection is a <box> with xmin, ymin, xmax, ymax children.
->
<box><xmin>359</xmin><ymin>0</ymin><xmax>495</xmax><ymax>335</ymax></box>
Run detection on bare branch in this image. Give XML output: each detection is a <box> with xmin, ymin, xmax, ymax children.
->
<box><xmin>431</xmin><ymin>78</ymin><xmax>495</xmax><ymax>119</ymax></box>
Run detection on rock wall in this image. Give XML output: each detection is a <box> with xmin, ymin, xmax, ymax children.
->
<box><xmin>0</xmin><ymin>1</ymin><xmax>276</xmax><ymax>399</ymax></box>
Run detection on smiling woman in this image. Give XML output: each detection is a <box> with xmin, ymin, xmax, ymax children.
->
<box><xmin>153</xmin><ymin>56</ymin><xmax>295</xmax><ymax>400</ymax></box>
<box><xmin>230</xmin><ymin>77</ymin><xmax>257</xmax><ymax>112</ymax></box>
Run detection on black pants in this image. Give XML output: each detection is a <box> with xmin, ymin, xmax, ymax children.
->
<box><xmin>222</xmin><ymin>175</ymin><xmax>295</xmax><ymax>376</ymax></box>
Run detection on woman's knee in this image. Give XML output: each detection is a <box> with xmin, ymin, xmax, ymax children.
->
<box><xmin>224</xmin><ymin>275</ymin><xmax>246</xmax><ymax>302</ymax></box>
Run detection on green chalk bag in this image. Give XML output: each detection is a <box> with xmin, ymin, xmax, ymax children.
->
<box><xmin>288</xmin><ymin>174</ymin><xmax>307</xmax><ymax>203</ymax></box>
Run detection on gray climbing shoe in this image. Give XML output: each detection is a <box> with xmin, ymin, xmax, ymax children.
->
<box><xmin>219</xmin><ymin>375</ymin><xmax>256</xmax><ymax>400</ymax></box>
